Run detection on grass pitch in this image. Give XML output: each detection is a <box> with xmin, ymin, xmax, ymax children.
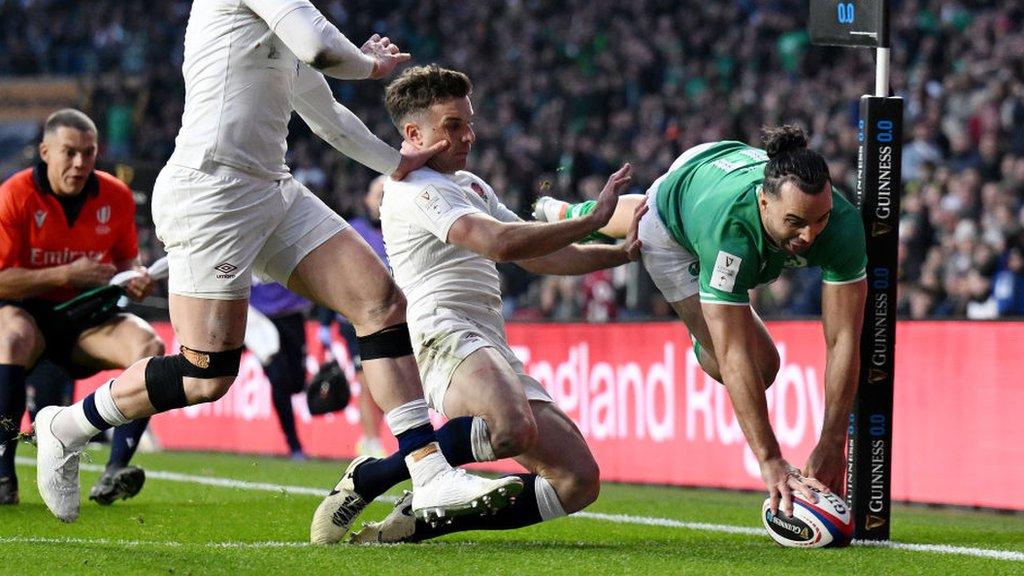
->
<box><xmin>3</xmin><ymin>447</ymin><xmax>1023</xmax><ymax>576</ymax></box>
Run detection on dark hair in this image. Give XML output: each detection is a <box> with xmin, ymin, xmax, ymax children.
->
<box><xmin>384</xmin><ymin>65</ymin><xmax>472</xmax><ymax>128</ymax></box>
<box><xmin>761</xmin><ymin>125</ymin><xmax>830</xmax><ymax>196</ymax></box>
<box><xmin>43</xmin><ymin>108</ymin><xmax>97</xmax><ymax>136</ymax></box>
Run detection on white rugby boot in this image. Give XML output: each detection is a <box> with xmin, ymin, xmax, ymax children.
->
<box><xmin>34</xmin><ymin>406</ymin><xmax>83</xmax><ymax>522</ymax></box>
<box><xmin>412</xmin><ymin>467</ymin><xmax>522</xmax><ymax>525</ymax></box>
<box><xmin>349</xmin><ymin>491</ymin><xmax>417</xmax><ymax>544</ymax></box>
<box><xmin>310</xmin><ymin>456</ymin><xmax>374</xmax><ymax>544</ymax></box>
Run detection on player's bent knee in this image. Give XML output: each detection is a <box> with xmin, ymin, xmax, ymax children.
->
<box><xmin>0</xmin><ymin>309</ymin><xmax>39</xmax><ymax>359</ymax></box>
<box><xmin>351</xmin><ymin>284</ymin><xmax>407</xmax><ymax>333</ymax></box>
<box><xmin>0</xmin><ymin>327</ymin><xmax>36</xmax><ymax>360</ymax></box>
<box><xmin>144</xmin><ymin>346</ymin><xmax>243</xmax><ymax>411</ymax></box>
<box><xmin>489</xmin><ymin>414</ymin><xmax>538</xmax><ymax>459</ymax></box>
<box><xmin>187</xmin><ymin>377</ymin><xmax>236</xmax><ymax>403</ymax></box>
<box><xmin>561</xmin><ymin>455</ymin><xmax>601</xmax><ymax>513</ymax></box>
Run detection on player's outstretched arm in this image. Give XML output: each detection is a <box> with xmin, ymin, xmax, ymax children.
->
<box><xmin>255</xmin><ymin>2</ymin><xmax>408</xmax><ymax>80</ymax></box>
<box><xmin>293</xmin><ymin>66</ymin><xmax>401</xmax><ymax>176</ymax></box>
<box><xmin>447</xmin><ymin>164</ymin><xmax>633</xmax><ymax>262</ymax></box>
<box><xmin>702</xmin><ymin>302</ymin><xmax>823</xmax><ymax>517</ymax></box>
<box><xmin>294</xmin><ymin>68</ymin><xmax>448</xmax><ymax>180</ymax></box>
<box><xmin>517</xmin><ymin>196</ymin><xmax>647</xmax><ymax>275</ymax></box>
<box><xmin>804</xmin><ymin>278</ymin><xmax>867</xmax><ymax>494</ymax></box>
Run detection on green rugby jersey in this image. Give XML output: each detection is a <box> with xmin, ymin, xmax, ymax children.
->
<box><xmin>654</xmin><ymin>141</ymin><xmax>867</xmax><ymax>305</ymax></box>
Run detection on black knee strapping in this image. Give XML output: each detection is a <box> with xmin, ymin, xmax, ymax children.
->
<box><xmin>144</xmin><ymin>356</ymin><xmax>188</xmax><ymax>411</ymax></box>
<box><xmin>357</xmin><ymin>323</ymin><xmax>413</xmax><ymax>361</ymax></box>
<box><xmin>144</xmin><ymin>346</ymin><xmax>244</xmax><ymax>411</ymax></box>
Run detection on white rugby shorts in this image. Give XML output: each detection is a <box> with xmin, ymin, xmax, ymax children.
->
<box><xmin>152</xmin><ymin>164</ymin><xmax>347</xmax><ymax>299</ymax></box>
<box><xmin>637</xmin><ymin>143</ymin><xmax>717</xmax><ymax>303</ymax></box>
<box><xmin>411</xmin><ymin>306</ymin><xmax>552</xmax><ymax>417</ymax></box>
<box><xmin>638</xmin><ymin>185</ymin><xmax>700</xmax><ymax>303</ymax></box>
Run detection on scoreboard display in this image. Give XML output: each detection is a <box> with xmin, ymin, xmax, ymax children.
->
<box><xmin>809</xmin><ymin>0</ymin><xmax>885</xmax><ymax>47</ymax></box>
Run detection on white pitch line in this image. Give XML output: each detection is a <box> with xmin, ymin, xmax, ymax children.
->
<box><xmin>11</xmin><ymin>457</ymin><xmax>1024</xmax><ymax>561</ymax></box>
<box><xmin>16</xmin><ymin>456</ymin><xmax>326</xmax><ymax>496</ymax></box>
<box><xmin>855</xmin><ymin>539</ymin><xmax>1024</xmax><ymax>562</ymax></box>
<box><xmin>575</xmin><ymin>511</ymin><xmax>764</xmax><ymax>536</ymax></box>
<box><xmin>0</xmin><ymin>536</ymin><xmax>308</xmax><ymax>549</ymax></box>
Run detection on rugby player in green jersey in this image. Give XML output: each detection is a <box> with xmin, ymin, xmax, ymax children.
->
<box><xmin>535</xmin><ymin>126</ymin><xmax>867</xmax><ymax>518</ymax></box>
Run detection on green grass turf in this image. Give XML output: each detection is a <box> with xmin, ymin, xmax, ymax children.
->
<box><xmin>2</xmin><ymin>446</ymin><xmax>1023</xmax><ymax>576</ymax></box>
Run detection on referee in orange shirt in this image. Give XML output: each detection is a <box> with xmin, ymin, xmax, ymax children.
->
<box><xmin>0</xmin><ymin>109</ymin><xmax>162</xmax><ymax>506</ymax></box>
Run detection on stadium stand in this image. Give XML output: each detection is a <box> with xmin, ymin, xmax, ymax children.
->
<box><xmin>1</xmin><ymin>0</ymin><xmax>1022</xmax><ymax>319</ymax></box>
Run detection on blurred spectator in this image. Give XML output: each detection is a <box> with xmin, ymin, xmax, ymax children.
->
<box><xmin>3</xmin><ymin>0</ymin><xmax>1024</xmax><ymax>318</ymax></box>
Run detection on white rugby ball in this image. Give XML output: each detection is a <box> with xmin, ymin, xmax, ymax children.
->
<box><xmin>761</xmin><ymin>490</ymin><xmax>854</xmax><ymax>548</ymax></box>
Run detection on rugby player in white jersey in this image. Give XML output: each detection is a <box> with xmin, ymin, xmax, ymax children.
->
<box><xmin>33</xmin><ymin>0</ymin><xmax>521</xmax><ymax>531</ymax></box>
<box><xmin>311</xmin><ymin>65</ymin><xmax>644</xmax><ymax>544</ymax></box>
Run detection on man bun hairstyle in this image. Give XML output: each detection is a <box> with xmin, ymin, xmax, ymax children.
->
<box><xmin>384</xmin><ymin>64</ymin><xmax>472</xmax><ymax>129</ymax></box>
<box><xmin>761</xmin><ymin>124</ymin><xmax>830</xmax><ymax>196</ymax></box>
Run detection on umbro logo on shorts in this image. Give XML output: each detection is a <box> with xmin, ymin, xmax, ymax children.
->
<box><xmin>215</xmin><ymin>262</ymin><xmax>238</xmax><ymax>279</ymax></box>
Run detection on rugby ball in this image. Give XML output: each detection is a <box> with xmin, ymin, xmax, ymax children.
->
<box><xmin>761</xmin><ymin>490</ymin><xmax>854</xmax><ymax>548</ymax></box>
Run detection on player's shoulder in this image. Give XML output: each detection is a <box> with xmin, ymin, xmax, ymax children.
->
<box><xmin>386</xmin><ymin>167</ymin><xmax>462</xmax><ymax>195</ymax></box>
<box><xmin>699</xmin><ymin>140</ymin><xmax>763</xmax><ymax>160</ymax></box>
<box><xmin>830</xmin><ymin>185</ymin><xmax>858</xmax><ymax>212</ymax></box>
<box><xmin>826</xmin><ymin>186</ymin><xmax>866</xmax><ymax>236</ymax></box>
<box><xmin>451</xmin><ymin>169</ymin><xmax>488</xmax><ymax>186</ymax></box>
<box><xmin>713</xmin><ymin>188</ymin><xmax>762</xmax><ymax>242</ymax></box>
<box><xmin>719</xmin><ymin>218</ymin><xmax>762</xmax><ymax>256</ymax></box>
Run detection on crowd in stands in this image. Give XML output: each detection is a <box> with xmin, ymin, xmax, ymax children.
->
<box><xmin>2</xmin><ymin>0</ymin><xmax>1023</xmax><ymax>319</ymax></box>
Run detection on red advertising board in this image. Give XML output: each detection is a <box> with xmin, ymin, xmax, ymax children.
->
<box><xmin>68</xmin><ymin>320</ymin><xmax>1024</xmax><ymax>510</ymax></box>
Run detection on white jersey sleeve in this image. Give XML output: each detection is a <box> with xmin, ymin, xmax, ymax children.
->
<box><xmin>293</xmin><ymin>65</ymin><xmax>400</xmax><ymax>176</ymax></box>
<box><xmin>242</xmin><ymin>0</ymin><xmax>308</xmax><ymax>29</ymax></box>
<box><xmin>246</xmin><ymin>0</ymin><xmax>373</xmax><ymax>79</ymax></box>
<box><xmin>405</xmin><ymin>180</ymin><xmax>481</xmax><ymax>243</ymax></box>
<box><xmin>476</xmin><ymin>176</ymin><xmax>520</xmax><ymax>224</ymax></box>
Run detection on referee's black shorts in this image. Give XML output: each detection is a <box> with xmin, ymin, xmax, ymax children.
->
<box><xmin>0</xmin><ymin>299</ymin><xmax>115</xmax><ymax>378</ymax></box>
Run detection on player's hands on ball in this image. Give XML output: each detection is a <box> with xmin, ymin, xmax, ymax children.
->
<box><xmin>589</xmin><ymin>163</ymin><xmax>633</xmax><ymax>230</ymax></box>
<box><xmin>362</xmin><ymin>34</ymin><xmax>410</xmax><ymax>79</ymax></box>
<box><xmin>804</xmin><ymin>442</ymin><xmax>847</xmax><ymax>495</ymax></box>
<box><xmin>761</xmin><ymin>457</ymin><xmax>822</xmax><ymax>518</ymax></box>
<box><xmin>621</xmin><ymin>194</ymin><xmax>648</xmax><ymax>261</ymax></box>
<box><xmin>64</xmin><ymin>257</ymin><xmax>116</xmax><ymax>288</ymax></box>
